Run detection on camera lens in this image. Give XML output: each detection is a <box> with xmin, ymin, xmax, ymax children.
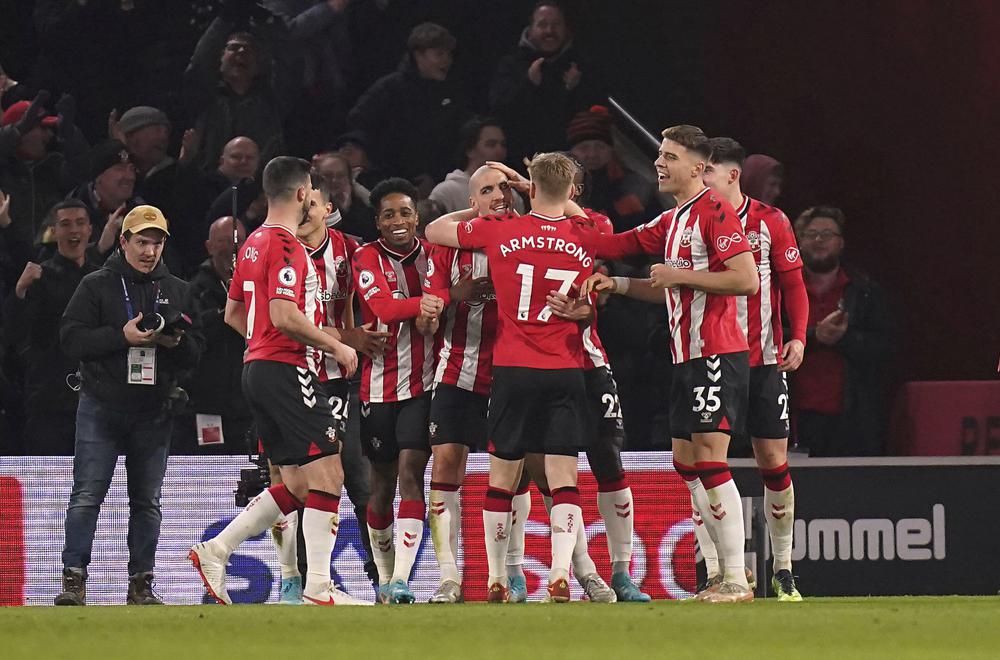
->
<box><xmin>138</xmin><ymin>312</ymin><xmax>165</xmax><ymax>333</ymax></box>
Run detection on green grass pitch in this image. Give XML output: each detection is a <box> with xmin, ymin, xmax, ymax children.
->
<box><xmin>2</xmin><ymin>597</ymin><xmax>998</xmax><ymax>659</ymax></box>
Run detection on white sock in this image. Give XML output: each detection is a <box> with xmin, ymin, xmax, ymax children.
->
<box><xmin>271</xmin><ymin>510</ymin><xmax>300</xmax><ymax>579</ymax></box>
<box><xmin>484</xmin><ymin>488</ymin><xmax>513</xmax><ymax>585</ymax></box>
<box><xmin>549</xmin><ymin>490</ymin><xmax>581</xmax><ymax>583</ymax></box>
<box><xmin>301</xmin><ymin>491</ymin><xmax>340</xmax><ymax>595</ymax></box>
<box><xmin>212</xmin><ymin>487</ymin><xmax>285</xmax><ymax>555</ymax></box>
<box><xmin>765</xmin><ymin>481</ymin><xmax>795</xmax><ymax>572</ymax></box>
<box><xmin>698</xmin><ymin>463</ymin><xmax>748</xmax><ymax>588</ymax></box>
<box><xmin>367</xmin><ymin>512</ymin><xmax>395</xmax><ymax>587</ymax></box>
<box><xmin>572</xmin><ymin>518</ymin><xmax>597</xmax><ymax>577</ymax></box>
<box><xmin>505</xmin><ymin>490</ymin><xmax>530</xmax><ymax>579</ymax></box>
<box><xmin>680</xmin><ymin>472</ymin><xmax>721</xmax><ymax>577</ymax></box>
<box><xmin>429</xmin><ymin>486</ymin><xmax>462</xmax><ymax>585</ymax></box>
<box><xmin>597</xmin><ymin>486</ymin><xmax>634</xmax><ymax>575</ymax></box>
<box><xmin>391</xmin><ymin>500</ymin><xmax>425</xmax><ymax>584</ymax></box>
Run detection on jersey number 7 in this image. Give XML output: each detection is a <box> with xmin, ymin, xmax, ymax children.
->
<box><xmin>515</xmin><ymin>264</ymin><xmax>578</xmax><ymax>322</ymax></box>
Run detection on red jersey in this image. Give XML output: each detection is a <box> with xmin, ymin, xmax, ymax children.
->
<box><xmin>423</xmin><ymin>244</ymin><xmax>497</xmax><ymax>396</ymax></box>
<box><xmin>793</xmin><ymin>268</ymin><xmax>849</xmax><ymax>415</ymax></box>
<box><xmin>582</xmin><ymin>209</ymin><xmax>614</xmax><ymax>370</ymax></box>
<box><xmin>352</xmin><ymin>239</ymin><xmax>435</xmax><ymax>403</ymax></box>
<box><xmin>308</xmin><ymin>228</ymin><xmax>360</xmax><ymax>381</ymax></box>
<box><xmin>735</xmin><ymin>196</ymin><xmax>803</xmax><ymax>367</ymax></box>
<box><xmin>596</xmin><ymin>187</ymin><xmax>750</xmax><ymax>363</ymax></box>
<box><xmin>457</xmin><ymin>211</ymin><xmax>599</xmax><ymax>370</ymax></box>
<box><xmin>228</xmin><ymin>224</ymin><xmax>322</xmax><ymax>370</ymax></box>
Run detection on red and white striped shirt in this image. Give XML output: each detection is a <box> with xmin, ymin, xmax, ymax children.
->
<box><xmin>596</xmin><ymin>187</ymin><xmax>750</xmax><ymax>363</ymax></box>
<box><xmin>352</xmin><ymin>239</ymin><xmax>435</xmax><ymax>403</ymax></box>
<box><xmin>735</xmin><ymin>196</ymin><xmax>803</xmax><ymax>367</ymax></box>
<box><xmin>308</xmin><ymin>228</ymin><xmax>360</xmax><ymax>381</ymax></box>
<box><xmin>423</xmin><ymin>244</ymin><xmax>497</xmax><ymax>396</ymax></box>
<box><xmin>582</xmin><ymin>209</ymin><xmax>613</xmax><ymax>370</ymax></box>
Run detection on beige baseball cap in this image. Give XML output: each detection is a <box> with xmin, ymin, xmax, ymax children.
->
<box><xmin>122</xmin><ymin>205</ymin><xmax>170</xmax><ymax>236</ymax></box>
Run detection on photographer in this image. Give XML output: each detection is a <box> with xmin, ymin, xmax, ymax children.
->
<box><xmin>56</xmin><ymin>205</ymin><xmax>203</xmax><ymax>606</ymax></box>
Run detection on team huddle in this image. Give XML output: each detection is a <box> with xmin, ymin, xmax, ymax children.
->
<box><xmin>189</xmin><ymin>123</ymin><xmax>806</xmax><ymax>606</ymax></box>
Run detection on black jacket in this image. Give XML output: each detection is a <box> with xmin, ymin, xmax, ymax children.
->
<box><xmin>489</xmin><ymin>31</ymin><xmax>606</xmax><ymax>163</ymax></box>
<box><xmin>181</xmin><ymin>260</ymin><xmax>249</xmax><ymax>421</ymax></box>
<box><xmin>347</xmin><ymin>57</ymin><xmax>470</xmax><ymax>182</ymax></box>
<box><xmin>3</xmin><ymin>252</ymin><xmax>98</xmax><ymax>414</ymax></box>
<box><xmin>60</xmin><ymin>251</ymin><xmax>203</xmax><ymax>412</ymax></box>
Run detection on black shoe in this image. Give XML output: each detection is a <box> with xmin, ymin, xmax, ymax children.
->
<box><xmin>54</xmin><ymin>568</ymin><xmax>87</xmax><ymax>606</ymax></box>
<box><xmin>127</xmin><ymin>572</ymin><xmax>164</xmax><ymax>605</ymax></box>
<box><xmin>364</xmin><ymin>559</ymin><xmax>380</xmax><ymax>591</ymax></box>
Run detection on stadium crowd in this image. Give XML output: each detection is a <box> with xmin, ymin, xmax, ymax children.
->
<box><xmin>0</xmin><ymin>0</ymin><xmax>890</xmax><ymax>459</ymax></box>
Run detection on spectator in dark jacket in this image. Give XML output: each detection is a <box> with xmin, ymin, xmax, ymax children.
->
<box><xmin>567</xmin><ymin>105</ymin><xmax>659</xmax><ymax>231</ymax></box>
<box><xmin>57</xmin><ymin>204</ymin><xmax>202</xmax><ymax>606</ymax></box>
<box><xmin>346</xmin><ymin>22</ymin><xmax>470</xmax><ymax>197</ymax></box>
<box><xmin>790</xmin><ymin>206</ymin><xmax>892</xmax><ymax>456</ymax></box>
<box><xmin>312</xmin><ymin>151</ymin><xmax>376</xmax><ymax>243</ymax></box>
<box><xmin>174</xmin><ymin>216</ymin><xmax>250</xmax><ymax>455</ymax></box>
<box><xmin>0</xmin><ymin>93</ymin><xmax>90</xmax><ymax>257</ymax></box>
<box><xmin>742</xmin><ymin>154</ymin><xmax>783</xmax><ymax>207</ymax></box>
<box><xmin>183</xmin><ymin>16</ymin><xmax>295</xmax><ymax>172</ymax></box>
<box><xmin>3</xmin><ymin>200</ymin><xmax>98</xmax><ymax>455</ymax></box>
<box><xmin>489</xmin><ymin>2</ymin><xmax>606</xmax><ymax>164</ymax></box>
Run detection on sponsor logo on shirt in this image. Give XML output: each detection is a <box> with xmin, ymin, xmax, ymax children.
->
<box><xmin>541</xmin><ymin>225</ymin><xmax>557</xmax><ymax>232</ymax></box>
<box><xmin>664</xmin><ymin>258</ymin><xmax>692</xmax><ymax>269</ymax></box>
<box><xmin>276</xmin><ymin>287</ymin><xmax>294</xmax><ymax>296</ymax></box>
<box><xmin>785</xmin><ymin>247</ymin><xmax>800</xmax><ymax>263</ymax></box>
<box><xmin>462</xmin><ymin>221</ymin><xmax>474</xmax><ymax>233</ymax></box>
<box><xmin>363</xmin><ymin>286</ymin><xmax>380</xmax><ymax>301</ymax></box>
<box><xmin>384</xmin><ymin>269</ymin><xmax>396</xmax><ymax>283</ymax></box>
<box><xmin>716</xmin><ymin>232</ymin><xmax>743</xmax><ymax>252</ymax></box>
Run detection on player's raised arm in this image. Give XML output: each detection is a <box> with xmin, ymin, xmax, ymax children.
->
<box><xmin>425</xmin><ymin>208</ymin><xmax>478</xmax><ymax>248</ymax></box>
<box><xmin>580</xmin><ymin>271</ymin><xmax>667</xmax><ymax>304</ymax></box>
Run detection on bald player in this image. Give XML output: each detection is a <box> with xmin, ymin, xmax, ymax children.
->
<box><xmin>418</xmin><ymin>166</ymin><xmax>504</xmax><ymax>603</ymax></box>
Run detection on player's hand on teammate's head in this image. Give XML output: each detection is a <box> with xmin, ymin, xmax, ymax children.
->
<box><xmin>340</xmin><ymin>323</ymin><xmax>390</xmax><ymax>358</ymax></box>
<box><xmin>580</xmin><ymin>272</ymin><xmax>614</xmax><ymax>297</ymax></box>
<box><xmin>449</xmin><ymin>276</ymin><xmax>492</xmax><ymax>303</ymax></box>
<box><xmin>485</xmin><ymin>161</ymin><xmax>529</xmax><ymax>194</ymax></box>
<box><xmin>777</xmin><ymin>339</ymin><xmax>805</xmax><ymax>372</ymax></box>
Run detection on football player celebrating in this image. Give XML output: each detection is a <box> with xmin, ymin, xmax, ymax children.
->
<box><xmin>418</xmin><ymin>166</ymin><xmax>503</xmax><ymax>603</ymax></box>
<box><xmin>190</xmin><ymin>157</ymin><xmax>369</xmax><ymax>606</ymax></box>
<box><xmin>352</xmin><ymin>178</ymin><xmax>444</xmax><ymax>604</ymax></box>
<box><xmin>701</xmin><ymin>137</ymin><xmax>807</xmax><ymax>601</ymax></box>
<box><xmin>583</xmin><ymin>126</ymin><xmax>759</xmax><ymax>603</ymax></box>
<box><xmin>426</xmin><ymin>152</ymin><xmax>600</xmax><ymax>603</ymax></box>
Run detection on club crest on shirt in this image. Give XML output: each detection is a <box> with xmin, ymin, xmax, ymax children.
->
<box><xmin>680</xmin><ymin>227</ymin><xmax>693</xmax><ymax>248</ymax></box>
<box><xmin>747</xmin><ymin>231</ymin><xmax>761</xmax><ymax>252</ymax></box>
<box><xmin>278</xmin><ymin>266</ymin><xmax>297</xmax><ymax>286</ymax></box>
<box><xmin>333</xmin><ymin>255</ymin><xmax>348</xmax><ymax>277</ymax></box>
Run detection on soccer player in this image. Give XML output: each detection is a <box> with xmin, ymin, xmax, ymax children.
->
<box><xmin>582</xmin><ymin>125</ymin><xmax>759</xmax><ymax>603</ymax></box>
<box><xmin>490</xmin><ymin>158</ymin><xmax>649</xmax><ymax>603</ymax></box>
<box><xmin>189</xmin><ymin>157</ymin><xmax>370</xmax><ymax>606</ymax></box>
<box><xmin>425</xmin><ymin>152</ymin><xmax>599</xmax><ymax>603</ymax></box>
<box><xmin>701</xmin><ymin>137</ymin><xmax>806</xmax><ymax>601</ymax></box>
<box><xmin>418</xmin><ymin>166</ymin><xmax>503</xmax><ymax>603</ymax></box>
<box><xmin>352</xmin><ymin>178</ymin><xmax>443</xmax><ymax>604</ymax></box>
<box><xmin>259</xmin><ymin>174</ymin><xmax>391</xmax><ymax>604</ymax></box>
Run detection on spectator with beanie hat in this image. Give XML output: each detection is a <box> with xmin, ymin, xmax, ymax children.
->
<box><xmin>567</xmin><ymin>105</ymin><xmax>658</xmax><ymax>231</ymax></box>
<box><xmin>66</xmin><ymin>140</ymin><xmax>142</xmax><ymax>259</ymax></box>
<box><xmin>56</xmin><ymin>204</ymin><xmax>202</xmax><ymax>606</ymax></box>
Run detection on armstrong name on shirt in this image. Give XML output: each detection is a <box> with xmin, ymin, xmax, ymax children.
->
<box><xmin>496</xmin><ymin>233</ymin><xmax>593</xmax><ymax>268</ymax></box>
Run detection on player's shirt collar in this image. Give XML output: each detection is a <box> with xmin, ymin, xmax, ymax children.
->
<box><xmin>675</xmin><ymin>187</ymin><xmax>711</xmax><ymax>216</ymax></box>
<box><xmin>260</xmin><ymin>222</ymin><xmax>296</xmax><ymax>237</ymax></box>
<box><xmin>376</xmin><ymin>237</ymin><xmax>421</xmax><ymax>261</ymax></box>
<box><xmin>305</xmin><ymin>231</ymin><xmax>331</xmax><ymax>258</ymax></box>
<box><xmin>736</xmin><ymin>195</ymin><xmax>751</xmax><ymax>219</ymax></box>
<box><xmin>528</xmin><ymin>211</ymin><xmax>567</xmax><ymax>222</ymax></box>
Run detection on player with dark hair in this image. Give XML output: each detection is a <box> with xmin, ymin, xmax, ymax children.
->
<box><xmin>703</xmin><ymin>137</ymin><xmax>807</xmax><ymax>601</ymax></box>
<box><xmin>353</xmin><ymin>177</ymin><xmax>444</xmax><ymax>604</ymax></box>
<box><xmin>583</xmin><ymin>125</ymin><xmax>759</xmax><ymax>603</ymax></box>
<box><xmin>190</xmin><ymin>157</ymin><xmax>370</xmax><ymax>606</ymax></box>
<box><xmin>426</xmin><ymin>152</ymin><xmax>599</xmax><ymax>603</ymax></box>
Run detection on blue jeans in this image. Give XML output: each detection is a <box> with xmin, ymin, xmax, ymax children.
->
<box><xmin>62</xmin><ymin>394</ymin><xmax>172</xmax><ymax>575</ymax></box>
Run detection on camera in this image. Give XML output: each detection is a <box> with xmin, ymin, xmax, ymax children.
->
<box><xmin>137</xmin><ymin>305</ymin><xmax>193</xmax><ymax>335</ymax></box>
<box><xmin>234</xmin><ymin>453</ymin><xmax>270</xmax><ymax>508</ymax></box>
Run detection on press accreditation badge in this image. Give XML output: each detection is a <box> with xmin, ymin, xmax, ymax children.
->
<box><xmin>127</xmin><ymin>347</ymin><xmax>157</xmax><ymax>385</ymax></box>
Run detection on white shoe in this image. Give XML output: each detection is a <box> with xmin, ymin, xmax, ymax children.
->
<box><xmin>578</xmin><ymin>573</ymin><xmax>617</xmax><ymax>603</ymax></box>
<box><xmin>303</xmin><ymin>585</ymin><xmax>374</xmax><ymax>606</ymax></box>
<box><xmin>188</xmin><ymin>542</ymin><xmax>231</xmax><ymax>605</ymax></box>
